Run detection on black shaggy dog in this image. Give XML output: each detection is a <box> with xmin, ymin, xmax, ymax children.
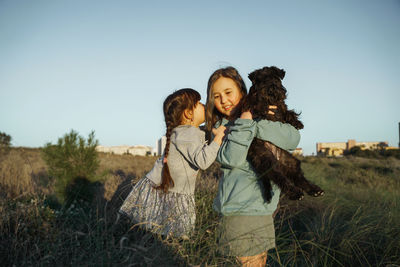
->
<box><xmin>242</xmin><ymin>66</ymin><xmax>324</xmax><ymax>202</ymax></box>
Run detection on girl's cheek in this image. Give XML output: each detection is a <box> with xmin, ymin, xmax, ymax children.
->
<box><xmin>214</xmin><ymin>103</ymin><xmax>223</xmax><ymax>113</ymax></box>
<box><xmin>236</xmin><ymin>93</ymin><xmax>243</xmax><ymax>104</ymax></box>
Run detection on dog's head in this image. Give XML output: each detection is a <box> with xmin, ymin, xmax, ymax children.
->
<box><xmin>245</xmin><ymin>66</ymin><xmax>287</xmax><ymax>118</ymax></box>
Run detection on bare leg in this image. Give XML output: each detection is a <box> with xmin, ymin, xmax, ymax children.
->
<box><xmin>237</xmin><ymin>251</ymin><xmax>267</xmax><ymax>267</ymax></box>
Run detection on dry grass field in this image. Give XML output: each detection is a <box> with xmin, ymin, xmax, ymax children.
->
<box><xmin>1</xmin><ymin>147</ymin><xmax>399</xmax><ymax>266</ymax></box>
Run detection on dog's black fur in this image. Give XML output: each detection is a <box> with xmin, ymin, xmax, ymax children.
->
<box><xmin>242</xmin><ymin>66</ymin><xmax>324</xmax><ymax>202</ymax></box>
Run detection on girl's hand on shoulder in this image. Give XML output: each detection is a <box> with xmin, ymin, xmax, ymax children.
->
<box><xmin>212</xmin><ymin>125</ymin><xmax>227</xmax><ymax>145</ymax></box>
<box><xmin>240</xmin><ymin>111</ymin><xmax>253</xmax><ymax>120</ymax></box>
<box><xmin>268</xmin><ymin>105</ymin><xmax>277</xmax><ymax>115</ymax></box>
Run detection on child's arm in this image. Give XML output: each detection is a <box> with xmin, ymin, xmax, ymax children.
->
<box><xmin>217</xmin><ymin>118</ymin><xmax>257</xmax><ymax>168</ymax></box>
<box><xmin>217</xmin><ymin>112</ymin><xmax>300</xmax><ymax>168</ymax></box>
<box><xmin>175</xmin><ymin>127</ymin><xmax>223</xmax><ymax>170</ymax></box>
<box><xmin>211</xmin><ymin>125</ymin><xmax>226</xmax><ymax>145</ymax></box>
<box><xmin>249</xmin><ymin>105</ymin><xmax>300</xmax><ymax>151</ymax></box>
<box><xmin>256</xmin><ymin>120</ymin><xmax>300</xmax><ymax>151</ymax></box>
<box><xmin>144</xmin><ymin>156</ymin><xmax>164</xmax><ymax>185</ymax></box>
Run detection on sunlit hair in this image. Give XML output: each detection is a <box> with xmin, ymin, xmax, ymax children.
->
<box><xmin>205</xmin><ymin>66</ymin><xmax>247</xmax><ymax>141</ymax></box>
<box><xmin>155</xmin><ymin>88</ymin><xmax>201</xmax><ymax>193</ymax></box>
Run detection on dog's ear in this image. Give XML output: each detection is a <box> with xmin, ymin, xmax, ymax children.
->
<box><xmin>248</xmin><ymin>70</ymin><xmax>257</xmax><ymax>84</ymax></box>
<box><xmin>270</xmin><ymin>66</ymin><xmax>285</xmax><ymax>80</ymax></box>
<box><xmin>249</xmin><ymin>66</ymin><xmax>286</xmax><ymax>83</ymax></box>
<box><xmin>248</xmin><ymin>67</ymin><xmax>272</xmax><ymax>84</ymax></box>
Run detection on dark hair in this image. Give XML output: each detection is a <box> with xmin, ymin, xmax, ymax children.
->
<box><xmin>245</xmin><ymin>66</ymin><xmax>304</xmax><ymax>130</ymax></box>
<box><xmin>205</xmin><ymin>66</ymin><xmax>247</xmax><ymax>141</ymax></box>
<box><xmin>155</xmin><ymin>88</ymin><xmax>201</xmax><ymax>193</ymax></box>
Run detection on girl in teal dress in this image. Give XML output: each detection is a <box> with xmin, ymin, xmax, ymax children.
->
<box><xmin>205</xmin><ymin>67</ymin><xmax>300</xmax><ymax>266</ymax></box>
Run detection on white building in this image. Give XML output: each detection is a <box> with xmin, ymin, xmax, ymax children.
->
<box><xmin>292</xmin><ymin>147</ymin><xmax>303</xmax><ymax>156</ymax></box>
<box><xmin>128</xmin><ymin>145</ymin><xmax>153</xmax><ymax>156</ymax></box>
<box><xmin>96</xmin><ymin>145</ymin><xmax>153</xmax><ymax>156</ymax></box>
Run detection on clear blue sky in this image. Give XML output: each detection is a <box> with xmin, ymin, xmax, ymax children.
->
<box><xmin>1</xmin><ymin>0</ymin><xmax>399</xmax><ymax>155</ymax></box>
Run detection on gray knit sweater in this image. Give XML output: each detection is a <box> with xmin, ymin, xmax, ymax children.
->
<box><xmin>146</xmin><ymin>125</ymin><xmax>220</xmax><ymax>195</ymax></box>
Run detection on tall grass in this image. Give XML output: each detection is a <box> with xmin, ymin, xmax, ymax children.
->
<box><xmin>270</xmin><ymin>156</ymin><xmax>400</xmax><ymax>266</ymax></box>
<box><xmin>0</xmin><ymin>148</ymin><xmax>51</xmax><ymax>198</ymax></box>
<box><xmin>1</xmin><ymin>149</ymin><xmax>399</xmax><ymax>266</ymax></box>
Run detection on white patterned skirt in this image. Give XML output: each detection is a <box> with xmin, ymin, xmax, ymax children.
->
<box><xmin>119</xmin><ymin>177</ymin><xmax>196</xmax><ymax>237</ymax></box>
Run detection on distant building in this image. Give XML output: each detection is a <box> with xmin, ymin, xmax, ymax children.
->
<box><xmin>316</xmin><ymin>139</ymin><xmax>388</xmax><ymax>156</ymax></box>
<box><xmin>157</xmin><ymin>136</ymin><xmax>167</xmax><ymax>156</ymax></box>
<box><xmin>292</xmin><ymin>147</ymin><xmax>303</xmax><ymax>156</ymax></box>
<box><xmin>128</xmin><ymin>145</ymin><xmax>153</xmax><ymax>156</ymax></box>
<box><xmin>96</xmin><ymin>145</ymin><xmax>129</xmax><ymax>155</ymax></box>
<box><xmin>96</xmin><ymin>145</ymin><xmax>153</xmax><ymax>156</ymax></box>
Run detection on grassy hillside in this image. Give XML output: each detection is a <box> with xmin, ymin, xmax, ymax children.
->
<box><xmin>0</xmin><ymin>148</ymin><xmax>399</xmax><ymax>266</ymax></box>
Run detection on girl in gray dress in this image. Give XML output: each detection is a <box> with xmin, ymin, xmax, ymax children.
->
<box><xmin>120</xmin><ymin>88</ymin><xmax>226</xmax><ymax>238</ymax></box>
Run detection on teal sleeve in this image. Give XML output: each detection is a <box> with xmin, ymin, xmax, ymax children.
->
<box><xmin>217</xmin><ymin>118</ymin><xmax>256</xmax><ymax>168</ymax></box>
<box><xmin>256</xmin><ymin>120</ymin><xmax>300</xmax><ymax>151</ymax></box>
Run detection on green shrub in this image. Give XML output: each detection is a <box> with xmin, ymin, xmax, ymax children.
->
<box><xmin>344</xmin><ymin>146</ymin><xmax>400</xmax><ymax>159</ymax></box>
<box><xmin>0</xmin><ymin>132</ymin><xmax>12</xmax><ymax>153</ymax></box>
<box><xmin>41</xmin><ymin>130</ymin><xmax>99</xmax><ymax>204</ymax></box>
<box><xmin>381</xmin><ymin>148</ymin><xmax>400</xmax><ymax>159</ymax></box>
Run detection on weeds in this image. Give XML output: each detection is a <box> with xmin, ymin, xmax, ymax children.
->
<box><xmin>41</xmin><ymin>130</ymin><xmax>100</xmax><ymax>204</ymax></box>
<box><xmin>1</xmin><ymin>149</ymin><xmax>399</xmax><ymax>266</ymax></box>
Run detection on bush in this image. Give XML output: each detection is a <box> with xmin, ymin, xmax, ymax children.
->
<box><xmin>0</xmin><ymin>132</ymin><xmax>12</xmax><ymax>152</ymax></box>
<box><xmin>381</xmin><ymin>148</ymin><xmax>400</xmax><ymax>159</ymax></box>
<box><xmin>344</xmin><ymin>146</ymin><xmax>400</xmax><ymax>159</ymax></box>
<box><xmin>41</xmin><ymin>130</ymin><xmax>99</xmax><ymax>204</ymax></box>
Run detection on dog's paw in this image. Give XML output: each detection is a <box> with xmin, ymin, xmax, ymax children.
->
<box><xmin>307</xmin><ymin>189</ymin><xmax>324</xmax><ymax>197</ymax></box>
<box><xmin>306</xmin><ymin>185</ymin><xmax>324</xmax><ymax>197</ymax></box>
<box><xmin>287</xmin><ymin>189</ymin><xmax>304</xmax><ymax>201</ymax></box>
<box><xmin>313</xmin><ymin>190</ymin><xmax>324</xmax><ymax>197</ymax></box>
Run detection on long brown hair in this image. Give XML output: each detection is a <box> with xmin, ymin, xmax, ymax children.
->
<box><xmin>155</xmin><ymin>88</ymin><xmax>201</xmax><ymax>193</ymax></box>
<box><xmin>205</xmin><ymin>66</ymin><xmax>247</xmax><ymax>141</ymax></box>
